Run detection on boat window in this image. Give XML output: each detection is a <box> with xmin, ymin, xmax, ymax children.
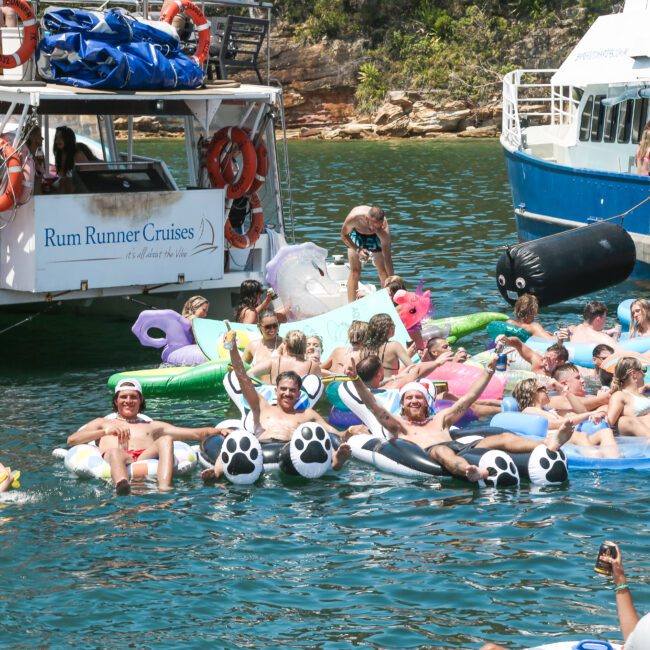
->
<box><xmin>617</xmin><ymin>100</ymin><xmax>633</xmax><ymax>143</ymax></box>
<box><xmin>590</xmin><ymin>95</ymin><xmax>606</xmax><ymax>142</ymax></box>
<box><xmin>632</xmin><ymin>98</ymin><xmax>649</xmax><ymax>144</ymax></box>
<box><xmin>579</xmin><ymin>95</ymin><xmax>594</xmax><ymax>142</ymax></box>
<box><xmin>603</xmin><ymin>104</ymin><xmax>618</xmax><ymax>143</ymax></box>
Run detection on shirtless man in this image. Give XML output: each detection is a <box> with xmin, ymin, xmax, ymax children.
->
<box><xmin>570</xmin><ymin>301</ymin><xmax>621</xmax><ymax>347</ymax></box>
<box><xmin>421</xmin><ymin>336</ymin><xmax>469</xmax><ymax>364</ymax></box>
<box><xmin>341</xmin><ymin>205</ymin><xmax>393</xmax><ymax>302</ymax></box>
<box><xmin>346</xmin><ymin>356</ymin><xmax>573</xmax><ymax>482</ymax></box>
<box><xmin>67</xmin><ymin>379</ymin><xmax>221</xmax><ymax>494</ymax></box>
<box><xmin>201</xmin><ymin>333</ymin><xmax>351</xmax><ymax>481</ymax></box>
<box><xmin>498</xmin><ymin>335</ymin><xmax>568</xmax><ymax>380</ymax></box>
<box><xmin>507</xmin><ymin>294</ymin><xmax>554</xmax><ymax>339</ymax></box>
<box><xmin>549</xmin><ymin>363</ymin><xmax>610</xmax><ymax>413</ymax></box>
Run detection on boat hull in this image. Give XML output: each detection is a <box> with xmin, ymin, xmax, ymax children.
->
<box><xmin>503</xmin><ymin>147</ymin><xmax>650</xmax><ymax>277</ymax></box>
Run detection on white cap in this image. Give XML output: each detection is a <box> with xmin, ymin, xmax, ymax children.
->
<box><xmin>626</xmin><ymin>613</ymin><xmax>650</xmax><ymax>650</ymax></box>
<box><xmin>114</xmin><ymin>378</ymin><xmax>143</xmax><ymax>395</ymax></box>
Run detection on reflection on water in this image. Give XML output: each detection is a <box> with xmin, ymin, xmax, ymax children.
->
<box><xmin>0</xmin><ymin>140</ymin><xmax>648</xmax><ymax>648</ymax></box>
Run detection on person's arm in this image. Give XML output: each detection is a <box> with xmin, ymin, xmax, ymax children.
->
<box><xmin>525</xmin><ymin>321</ymin><xmax>554</xmax><ymax>339</ymax></box>
<box><xmin>256</xmin><ymin>290</ymin><xmax>273</xmax><ymax>316</ymax></box>
<box><xmin>377</xmin><ymin>221</ymin><xmax>393</xmax><ymax>276</ymax></box>
<box><xmin>564</xmin><ymin>390</ymin><xmax>588</xmax><ymax>414</ymax></box>
<box><xmin>392</xmin><ymin>342</ymin><xmax>415</xmax><ymax>370</ymax></box>
<box><xmin>229</xmin><ymin>333</ymin><xmax>262</xmax><ymax>420</ymax></box>
<box><xmin>440</xmin><ymin>356</ymin><xmax>497</xmax><ymax>429</ymax></box>
<box><xmin>241</xmin><ymin>341</ymin><xmax>255</xmax><ymax>365</ymax></box>
<box><xmin>345</xmin><ymin>360</ymin><xmax>406</xmax><ymax>438</ymax></box>
<box><xmin>388</xmin><ymin>350</ymin><xmax>454</xmax><ymax>388</ymax></box>
<box><xmin>340</xmin><ymin>214</ymin><xmax>358</xmax><ymax>251</ymax></box>
<box><xmin>504</xmin><ymin>336</ymin><xmax>542</xmax><ymax>368</ymax></box>
<box><xmin>606</xmin><ymin>393</ymin><xmax>626</xmax><ymax>427</ymax></box>
<box><xmin>67</xmin><ymin>419</ymin><xmax>128</xmax><ymax>446</ymax></box>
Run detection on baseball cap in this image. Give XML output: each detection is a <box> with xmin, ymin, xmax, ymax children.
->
<box><xmin>114</xmin><ymin>378</ymin><xmax>143</xmax><ymax>395</ymax></box>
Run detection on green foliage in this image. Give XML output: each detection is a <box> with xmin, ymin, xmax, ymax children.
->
<box><xmin>294</xmin><ymin>0</ymin><xmax>355</xmax><ymax>42</ymax></box>
<box><xmin>355</xmin><ymin>62</ymin><xmax>388</xmax><ymax>113</ymax></box>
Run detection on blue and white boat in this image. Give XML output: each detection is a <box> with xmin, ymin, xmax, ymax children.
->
<box><xmin>501</xmin><ymin>0</ymin><xmax>650</xmax><ymax>276</ymax></box>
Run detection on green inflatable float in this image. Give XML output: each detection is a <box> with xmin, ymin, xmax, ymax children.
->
<box><xmin>421</xmin><ymin>312</ymin><xmax>508</xmax><ymax>342</ymax></box>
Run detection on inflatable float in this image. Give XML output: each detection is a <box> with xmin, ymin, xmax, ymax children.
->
<box><xmin>337</xmin><ymin>381</ymin><xmax>568</xmax><ymax>486</ymax></box>
<box><xmin>526</xmin><ymin>642</ymin><xmax>620</xmax><ymax>650</ymax></box>
<box><xmin>486</xmin><ymin>320</ymin><xmax>531</xmax><ymax>342</ymax></box>
<box><xmin>420</xmin><ymin>311</ymin><xmax>507</xmax><ymax>342</ymax></box>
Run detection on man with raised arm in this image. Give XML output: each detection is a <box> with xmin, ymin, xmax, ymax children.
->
<box><xmin>201</xmin><ymin>330</ymin><xmax>352</xmax><ymax>481</ymax></box>
<box><xmin>68</xmin><ymin>378</ymin><xmax>221</xmax><ymax>495</ymax></box>
<box><xmin>341</xmin><ymin>205</ymin><xmax>393</xmax><ymax>302</ymax></box>
<box><xmin>344</xmin><ymin>356</ymin><xmax>573</xmax><ymax>483</ymax></box>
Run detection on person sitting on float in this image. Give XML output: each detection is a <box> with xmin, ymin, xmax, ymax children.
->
<box><xmin>569</xmin><ymin>300</ymin><xmax>622</xmax><ymax>347</ymax></box>
<box><xmin>549</xmin><ymin>362</ymin><xmax>611</xmax><ymax>414</ymax></box>
<box><xmin>250</xmin><ymin>330</ymin><xmax>321</xmax><ymax>384</ymax></box>
<box><xmin>0</xmin><ymin>461</ymin><xmax>20</xmax><ymax>492</ymax></box>
<box><xmin>345</xmin><ymin>356</ymin><xmax>574</xmax><ymax>483</ymax></box>
<box><xmin>67</xmin><ymin>379</ymin><xmax>221</xmax><ymax>494</ymax></box>
<box><xmin>635</xmin><ymin>121</ymin><xmax>650</xmax><ymax>175</ymax></box>
<box><xmin>606</xmin><ymin>357</ymin><xmax>650</xmax><ymax>437</ymax></box>
<box><xmin>305</xmin><ymin>335</ymin><xmax>323</xmax><ymax>363</ymax></box>
<box><xmin>201</xmin><ymin>331</ymin><xmax>352</xmax><ymax>482</ymax></box>
<box><xmin>508</xmin><ymin>293</ymin><xmax>554</xmax><ymax>339</ymax></box>
<box><xmin>180</xmin><ymin>295</ymin><xmax>209</xmax><ymax>342</ymax></box>
<box><xmin>629</xmin><ymin>298</ymin><xmax>650</xmax><ymax>338</ymax></box>
<box><xmin>360</xmin><ymin>313</ymin><xmax>414</xmax><ymax>380</ymax></box>
<box><xmin>593</xmin><ymin>343</ymin><xmax>615</xmax><ymax>375</ymax></box>
<box><xmin>421</xmin><ymin>336</ymin><xmax>469</xmax><ymax>364</ymax></box>
<box><xmin>321</xmin><ymin>320</ymin><xmax>369</xmax><ymax>376</ymax></box>
<box><xmin>512</xmin><ymin>377</ymin><xmax>618</xmax><ymax>457</ymax></box>
<box><xmin>234</xmin><ymin>279</ymin><xmax>276</xmax><ymax>324</ymax></box>
<box><xmin>241</xmin><ymin>310</ymin><xmax>283</xmax><ymax>382</ymax></box>
<box><xmin>480</xmin><ymin>543</ymin><xmax>650</xmax><ymax>650</ymax></box>
<box><xmin>496</xmin><ymin>334</ymin><xmax>568</xmax><ymax>379</ymax></box>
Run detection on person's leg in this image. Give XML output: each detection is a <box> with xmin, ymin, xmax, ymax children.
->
<box><xmin>347</xmin><ymin>247</ymin><xmax>362</xmax><ymax>303</ymax></box>
<box><xmin>373</xmin><ymin>251</ymin><xmax>388</xmax><ymax>287</ymax></box>
<box><xmin>476</xmin><ymin>420</ymin><xmax>572</xmax><ymax>454</ymax></box>
<box><xmin>331</xmin><ymin>443</ymin><xmax>351</xmax><ymax>470</ymax></box>
<box><xmin>201</xmin><ymin>456</ymin><xmax>225</xmax><ymax>482</ymax></box>
<box><xmin>139</xmin><ymin>435</ymin><xmax>174</xmax><ymax>489</ymax></box>
<box><xmin>588</xmin><ymin>428</ymin><xmax>620</xmax><ymax>458</ymax></box>
<box><xmin>428</xmin><ymin>445</ymin><xmax>488</xmax><ymax>482</ymax></box>
<box><xmin>103</xmin><ymin>448</ymin><xmax>131</xmax><ymax>494</ymax></box>
<box><xmin>618</xmin><ymin>415</ymin><xmax>650</xmax><ymax>437</ymax></box>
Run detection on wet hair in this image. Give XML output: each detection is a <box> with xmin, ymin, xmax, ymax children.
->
<box><xmin>181</xmin><ymin>295</ymin><xmax>209</xmax><ymax>318</ymax></box>
<box><xmin>513</xmin><ymin>294</ymin><xmax>539</xmax><ymax>322</ymax></box>
<box><xmin>111</xmin><ymin>388</ymin><xmax>146</xmax><ymax>412</ymax></box>
<box><xmin>284</xmin><ymin>330</ymin><xmax>307</xmax><ymax>356</ymax></box>
<box><xmin>54</xmin><ymin>125</ymin><xmax>76</xmax><ymax>175</ymax></box>
<box><xmin>363</xmin><ymin>313</ymin><xmax>394</xmax><ymax>355</ymax></box>
<box><xmin>512</xmin><ymin>378</ymin><xmax>540</xmax><ymax>411</ymax></box>
<box><xmin>356</xmin><ymin>355</ymin><xmax>382</xmax><ymax>383</ymax></box>
<box><xmin>276</xmin><ymin>370</ymin><xmax>302</xmax><ymax>390</ymax></box>
<box><xmin>552</xmin><ymin>362</ymin><xmax>580</xmax><ymax>382</ymax></box>
<box><xmin>546</xmin><ymin>343</ymin><xmax>569</xmax><ymax>364</ymax></box>
<box><xmin>629</xmin><ymin>299</ymin><xmax>650</xmax><ymax>337</ymax></box>
<box><xmin>387</xmin><ymin>278</ymin><xmax>407</xmax><ymax>299</ymax></box>
<box><xmin>611</xmin><ymin>357</ymin><xmax>645</xmax><ymax>393</ymax></box>
<box><xmin>583</xmin><ymin>301</ymin><xmax>607</xmax><ymax>323</ymax></box>
<box><xmin>257</xmin><ymin>309</ymin><xmax>276</xmax><ymax>325</ymax></box>
<box><xmin>592</xmin><ymin>343</ymin><xmax>614</xmax><ymax>359</ymax></box>
<box><xmin>234</xmin><ymin>280</ymin><xmax>264</xmax><ymax>321</ymax></box>
<box><xmin>368</xmin><ymin>206</ymin><xmax>385</xmax><ymax>222</ymax></box>
<box><xmin>348</xmin><ymin>320</ymin><xmax>368</xmax><ymax>346</ymax></box>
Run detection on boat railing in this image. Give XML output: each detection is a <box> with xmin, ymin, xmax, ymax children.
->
<box><xmin>502</xmin><ymin>69</ymin><xmax>579</xmax><ymax>149</ymax></box>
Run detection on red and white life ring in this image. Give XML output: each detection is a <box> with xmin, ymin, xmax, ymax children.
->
<box><xmin>224</xmin><ymin>192</ymin><xmax>263</xmax><ymax>249</ymax></box>
<box><xmin>0</xmin><ymin>138</ymin><xmax>24</xmax><ymax>211</ymax></box>
<box><xmin>160</xmin><ymin>0</ymin><xmax>210</xmax><ymax>65</ymax></box>
<box><xmin>206</xmin><ymin>127</ymin><xmax>257</xmax><ymax>199</ymax></box>
<box><xmin>249</xmin><ymin>138</ymin><xmax>268</xmax><ymax>193</ymax></box>
<box><xmin>0</xmin><ymin>0</ymin><xmax>38</xmax><ymax>70</ymax></box>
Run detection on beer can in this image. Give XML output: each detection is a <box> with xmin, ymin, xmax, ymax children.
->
<box><xmin>594</xmin><ymin>541</ymin><xmax>618</xmax><ymax>575</ymax></box>
<box><xmin>495</xmin><ymin>353</ymin><xmax>508</xmax><ymax>372</ymax></box>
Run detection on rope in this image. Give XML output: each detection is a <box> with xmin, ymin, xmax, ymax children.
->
<box><xmin>122</xmin><ymin>296</ymin><xmax>158</xmax><ymax>310</ymax></box>
<box><xmin>0</xmin><ymin>306</ymin><xmax>53</xmax><ymax>336</ymax></box>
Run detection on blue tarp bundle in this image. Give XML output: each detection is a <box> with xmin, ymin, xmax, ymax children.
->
<box><xmin>37</xmin><ymin>8</ymin><xmax>205</xmax><ymax>90</ymax></box>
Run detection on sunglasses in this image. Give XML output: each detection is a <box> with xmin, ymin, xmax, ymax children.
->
<box><xmin>261</xmin><ymin>322</ymin><xmax>279</xmax><ymax>330</ymax></box>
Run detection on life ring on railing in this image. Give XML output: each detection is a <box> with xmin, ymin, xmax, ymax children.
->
<box><xmin>224</xmin><ymin>192</ymin><xmax>263</xmax><ymax>249</ymax></box>
<box><xmin>0</xmin><ymin>0</ymin><xmax>38</xmax><ymax>70</ymax></box>
<box><xmin>207</xmin><ymin>127</ymin><xmax>257</xmax><ymax>199</ymax></box>
<box><xmin>160</xmin><ymin>0</ymin><xmax>210</xmax><ymax>65</ymax></box>
<box><xmin>0</xmin><ymin>138</ymin><xmax>24</xmax><ymax>212</ymax></box>
<box><xmin>214</xmin><ymin>132</ymin><xmax>268</xmax><ymax>193</ymax></box>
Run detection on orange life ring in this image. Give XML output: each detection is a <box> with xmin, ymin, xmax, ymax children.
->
<box><xmin>160</xmin><ymin>0</ymin><xmax>210</xmax><ymax>65</ymax></box>
<box><xmin>0</xmin><ymin>138</ymin><xmax>24</xmax><ymax>211</ymax></box>
<box><xmin>224</xmin><ymin>192</ymin><xmax>264</xmax><ymax>249</ymax></box>
<box><xmin>0</xmin><ymin>0</ymin><xmax>38</xmax><ymax>70</ymax></box>
<box><xmin>206</xmin><ymin>127</ymin><xmax>257</xmax><ymax>199</ymax></box>
<box><xmin>216</xmin><ymin>133</ymin><xmax>268</xmax><ymax>193</ymax></box>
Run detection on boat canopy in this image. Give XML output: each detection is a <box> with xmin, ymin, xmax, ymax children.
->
<box><xmin>551</xmin><ymin>8</ymin><xmax>650</xmax><ymax>87</ymax></box>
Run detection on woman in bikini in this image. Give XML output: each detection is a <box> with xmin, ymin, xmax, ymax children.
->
<box><xmin>241</xmin><ymin>310</ymin><xmax>283</xmax><ymax>382</ymax></box>
<box><xmin>250</xmin><ymin>330</ymin><xmax>320</xmax><ymax>384</ymax></box>
<box><xmin>234</xmin><ymin>280</ymin><xmax>274</xmax><ymax>324</ymax></box>
<box><xmin>361</xmin><ymin>313</ymin><xmax>414</xmax><ymax>380</ymax></box>
<box><xmin>607</xmin><ymin>357</ymin><xmax>650</xmax><ymax>436</ymax></box>
<box><xmin>321</xmin><ymin>320</ymin><xmax>368</xmax><ymax>376</ymax></box>
<box><xmin>635</xmin><ymin>124</ymin><xmax>650</xmax><ymax>175</ymax></box>
<box><xmin>629</xmin><ymin>299</ymin><xmax>650</xmax><ymax>338</ymax></box>
<box><xmin>512</xmin><ymin>378</ymin><xmax>618</xmax><ymax>457</ymax></box>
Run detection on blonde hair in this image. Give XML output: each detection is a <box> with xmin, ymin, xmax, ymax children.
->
<box><xmin>611</xmin><ymin>357</ymin><xmax>644</xmax><ymax>393</ymax></box>
<box><xmin>513</xmin><ymin>294</ymin><xmax>539</xmax><ymax>322</ymax></box>
<box><xmin>512</xmin><ymin>378</ymin><xmax>539</xmax><ymax>410</ymax></box>
<box><xmin>629</xmin><ymin>299</ymin><xmax>650</xmax><ymax>338</ymax></box>
<box><xmin>382</xmin><ymin>275</ymin><xmax>403</xmax><ymax>288</ymax></box>
<box><xmin>638</xmin><ymin>129</ymin><xmax>650</xmax><ymax>165</ymax></box>
<box><xmin>348</xmin><ymin>320</ymin><xmax>368</xmax><ymax>346</ymax></box>
<box><xmin>284</xmin><ymin>330</ymin><xmax>307</xmax><ymax>356</ymax></box>
<box><xmin>181</xmin><ymin>295</ymin><xmax>208</xmax><ymax>318</ymax></box>
<box><xmin>306</xmin><ymin>334</ymin><xmax>323</xmax><ymax>350</ymax></box>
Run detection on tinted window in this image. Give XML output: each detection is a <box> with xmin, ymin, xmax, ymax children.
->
<box><xmin>617</xmin><ymin>100</ymin><xmax>633</xmax><ymax>143</ymax></box>
<box><xmin>591</xmin><ymin>95</ymin><xmax>606</xmax><ymax>141</ymax></box>
<box><xmin>579</xmin><ymin>96</ymin><xmax>593</xmax><ymax>142</ymax></box>
<box><xmin>604</xmin><ymin>104</ymin><xmax>618</xmax><ymax>143</ymax></box>
<box><xmin>632</xmin><ymin>98</ymin><xmax>649</xmax><ymax>144</ymax></box>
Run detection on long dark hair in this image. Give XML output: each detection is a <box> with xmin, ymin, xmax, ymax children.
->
<box><xmin>54</xmin><ymin>126</ymin><xmax>76</xmax><ymax>175</ymax></box>
<box><xmin>234</xmin><ymin>280</ymin><xmax>263</xmax><ymax>321</ymax></box>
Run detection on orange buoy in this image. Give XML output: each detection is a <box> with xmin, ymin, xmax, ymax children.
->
<box><xmin>160</xmin><ymin>0</ymin><xmax>210</xmax><ymax>65</ymax></box>
<box><xmin>206</xmin><ymin>127</ymin><xmax>257</xmax><ymax>199</ymax></box>
<box><xmin>0</xmin><ymin>138</ymin><xmax>24</xmax><ymax>211</ymax></box>
<box><xmin>0</xmin><ymin>0</ymin><xmax>38</xmax><ymax>69</ymax></box>
<box><xmin>224</xmin><ymin>192</ymin><xmax>263</xmax><ymax>249</ymax></box>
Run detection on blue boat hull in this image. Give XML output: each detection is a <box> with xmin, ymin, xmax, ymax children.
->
<box><xmin>503</xmin><ymin>147</ymin><xmax>650</xmax><ymax>277</ymax></box>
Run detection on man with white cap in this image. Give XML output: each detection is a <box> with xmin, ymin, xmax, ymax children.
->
<box><xmin>346</xmin><ymin>356</ymin><xmax>573</xmax><ymax>483</ymax></box>
<box><xmin>67</xmin><ymin>379</ymin><xmax>222</xmax><ymax>494</ymax></box>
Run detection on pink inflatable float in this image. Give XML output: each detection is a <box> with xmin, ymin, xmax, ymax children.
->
<box><xmin>427</xmin><ymin>361</ymin><xmax>506</xmax><ymax>400</ymax></box>
<box><xmin>393</xmin><ymin>289</ymin><xmax>431</xmax><ymax>331</ymax></box>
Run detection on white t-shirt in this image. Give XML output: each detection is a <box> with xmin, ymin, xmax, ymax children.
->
<box><xmin>626</xmin><ymin>612</ymin><xmax>650</xmax><ymax>650</ymax></box>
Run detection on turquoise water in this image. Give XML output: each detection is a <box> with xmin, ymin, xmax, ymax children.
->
<box><xmin>1</xmin><ymin>139</ymin><xmax>649</xmax><ymax>649</ymax></box>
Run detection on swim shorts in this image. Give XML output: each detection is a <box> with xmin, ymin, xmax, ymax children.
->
<box><xmin>350</xmin><ymin>229</ymin><xmax>382</xmax><ymax>252</ymax></box>
<box><xmin>425</xmin><ymin>439</ymin><xmax>480</xmax><ymax>456</ymax></box>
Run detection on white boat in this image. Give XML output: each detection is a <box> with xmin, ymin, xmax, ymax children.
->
<box><xmin>500</xmin><ymin>0</ymin><xmax>650</xmax><ymax>277</ymax></box>
<box><xmin>0</xmin><ymin>0</ymin><xmax>363</xmax><ymax>319</ymax></box>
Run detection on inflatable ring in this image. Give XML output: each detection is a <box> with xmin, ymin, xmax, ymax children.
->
<box><xmin>250</xmin><ymin>137</ymin><xmax>268</xmax><ymax>193</ymax></box>
<box><xmin>224</xmin><ymin>191</ymin><xmax>263</xmax><ymax>249</ymax></box>
<box><xmin>0</xmin><ymin>138</ymin><xmax>24</xmax><ymax>212</ymax></box>
<box><xmin>160</xmin><ymin>0</ymin><xmax>210</xmax><ymax>65</ymax></box>
<box><xmin>0</xmin><ymin>0</ymin><xmax>38</xmax><ymax>69</ymax></box>
<box><xmin>207</xmin><ymin>127</ymin><xmax>257</xmax><ymax>199</ymax></box>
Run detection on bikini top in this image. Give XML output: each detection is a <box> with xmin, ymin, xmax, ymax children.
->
<box><xmin>622</xmin><ymin>390</ymin><xmax>650</xmax><ymax>417</ymax></box>
<box><xmin>252</xmin><ymin>339</ymin><xmax>280</xmax><ymax>366</ymax></box>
